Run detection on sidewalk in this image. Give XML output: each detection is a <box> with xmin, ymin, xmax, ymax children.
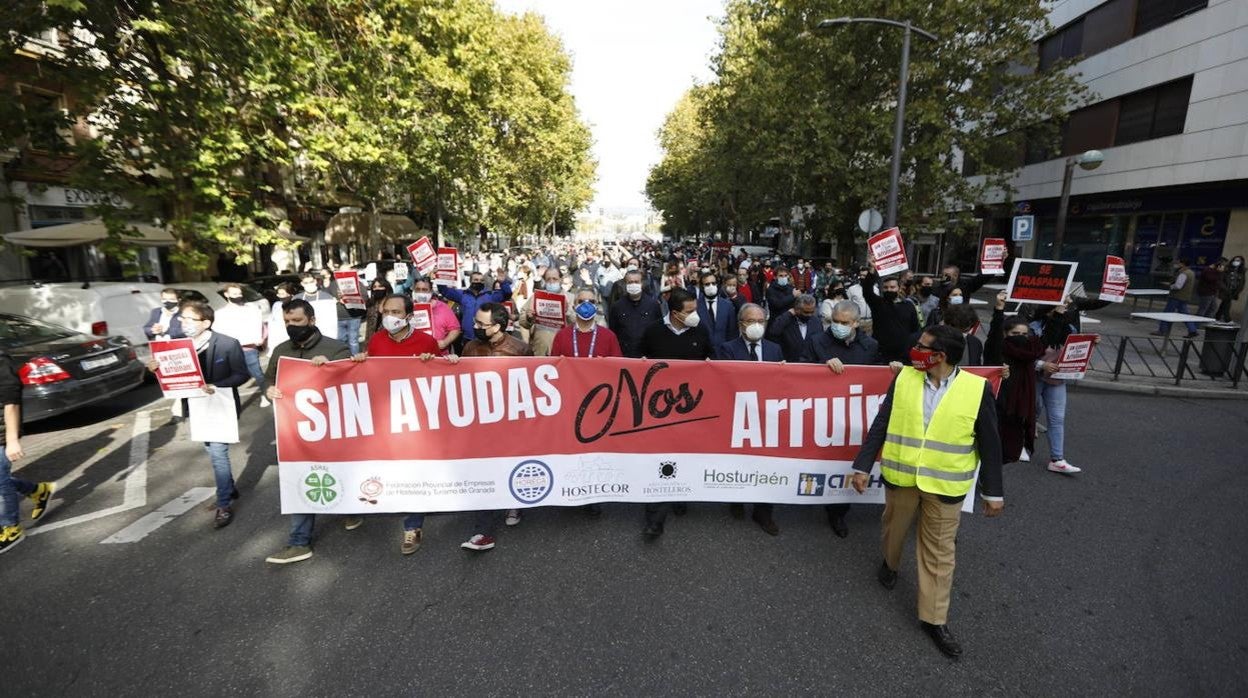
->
<box><xmin>967</xmin><ymin>284</ymin><xmax>1247</xmax><ymax>399</ymax></box>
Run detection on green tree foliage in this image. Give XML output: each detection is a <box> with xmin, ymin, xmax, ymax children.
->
<box><xmin>646</xmin><ymin>0</ymin><xmax>1088</xmax><ymax>247</ymax></box>
<box><xmin>0</xmin><ymin>0</ymin><xmax>595</xmax><ymax>269</ymax></box>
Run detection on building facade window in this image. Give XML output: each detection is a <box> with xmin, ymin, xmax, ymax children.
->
<box><xmin>1037</xmin><ymin>0</ymin><xmax>1208</xmax><ymax>70</ymax></box>
<box><xmin>1114</xmin><ymin>77</ymin><xmax>1193</xmax><ymax>146</ymax></box>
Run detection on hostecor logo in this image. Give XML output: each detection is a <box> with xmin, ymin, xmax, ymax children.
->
<box><xmin>797</xmin><ymin>473</ymin><xmax>826</xmax><ymax>496</ymax></box>
<box><xmin>509</xmin><ymin>460</ymin><xmax>554</xmax><ymax>504</ymax></box>
<box><xmin>658</xmin><ymin>462</ymin><xmax>678</xmax><ymax>479</ymax></box>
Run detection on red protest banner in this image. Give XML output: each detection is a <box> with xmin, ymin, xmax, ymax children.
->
<box><xmin>435</xmin><ymin>247</ymin><xmax>459</xmax><ymax>285</ymax></box>
<box><xmin>532</xmin><ymin>290</ymin><xmax>567</xmax><ymax>329</ymax></box>
<box><xmin>150</xmin><ymin>338</ymin><xmax>206</xmax><ymax>399</ymax></box>
<box><xmin>1100</xmin><ymin>255</ymin><xmax>1128</xmax><ymax>303</ymax></box>
<box><xmin>333</xmin><ymin>270</ymin><xmax>366</xmax><ymax>311</ymax></box>
<box><xmin>1052</xmin><ymin>333</ymin><xmax>1098</xmax><ymax>380</ymax></box>
<box><xmin>980</xmin><ymin>238</ymin><xmax>1008</xmax><ymax>275</ymax></box>
<box><xmin>410</xmin><ymin>303</ymin><xmax>433</xmax><ymax>334</ymax></box>
<box><xmin>406</xmin><ymin>236</ymin><xmax>437</xmax><ymax>275</ymax></box>
<box><xmin>274</xmin><ymin>357</ymin><xmax>1002</xmax><ymax>514</ymax></box>
<box><xmin>868</xmin><ymin>227</ymin><xmax>908</xmax><ymax>276</ymax></box>
<box><xmin>1005</xmin><ymin>258</ymin><xmax>1078</xmax><ymax>305</ymax></box>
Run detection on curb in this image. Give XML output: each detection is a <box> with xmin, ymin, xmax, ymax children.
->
<box><xmin>1073</xmin><ymin>377</ymin><xmax>1248</xmax><ymax>400</ymax></box>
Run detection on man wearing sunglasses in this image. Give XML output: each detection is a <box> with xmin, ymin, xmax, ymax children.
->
<box><xmin>849</xmin><ymin>325</ymin><xmax>1003</xmax><ymax>659</ymax></box>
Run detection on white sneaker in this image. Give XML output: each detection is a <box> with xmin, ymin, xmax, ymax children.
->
<box><xmin>505</xmin><ymin>509</ymin><xmax>521</xmax><ymax>527</ymax></box>
<box><xmin>260</xmin><ymin>397</ymin><xmax>271</xmax><ymax>408</ymax></box>
<box><xmin>1047</xmin><ymin>459</ymin><xmax>1081</xmax><ymax>475</ymax></box>
<box><xmin>1019</xmin><ymin>448</ymin><xmax>1030</xmax><ymax>462</ymax></box>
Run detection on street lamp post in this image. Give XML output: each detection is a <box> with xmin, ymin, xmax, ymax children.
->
<box><xmin>813</xmin><ymin>18</ymin><xmax>938</xmax><ymax>229</ymax></box>
<box><xmin>1051</xmin><ymin>149</ymin><xmax>1105</xmax><ymax>258</ymax></box>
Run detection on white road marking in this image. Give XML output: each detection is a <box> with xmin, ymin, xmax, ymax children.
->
<box><xmin>29</xmin><ymin>410</ymin><xmax>152</xmax><ymax>537</ymax></box>
<box><xmin>99</xmin><ymin>487</ymin><xmax>214</xmax><ymax>544</ymax></box>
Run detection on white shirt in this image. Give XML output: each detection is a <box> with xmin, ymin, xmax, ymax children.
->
<box><xmin>213</xmin><ymin>302</ymin><xmax>264</xmax><ymax>346</ymax></box>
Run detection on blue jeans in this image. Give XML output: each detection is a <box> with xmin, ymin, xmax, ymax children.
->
<box><xmin>0</xmin><ymin>450</ymin><xmax>36</xmax><ymax>528</ymax></box>
<box><xmin>242</xmin><ymin>347</ymin><xmax>266</xmax><ymax>392</ymax></box>
<box><xmin>1038</xmin><ymin>380</ymin><xmax>1067</xmax><ymax>461</ymax></box>
<box><xmin>286</xmin><ymin>513</ymin><xmax>425</xmax><ymax>546</ymax></box>
<box><xmin>470</xmin><ymin>510</ymin><xmax>499</xmax><ymax>537</ymax></box>
<box><xmin>338</xmin><ymin>317</ymin><xmax>362</xmax><ymax>354</ymax></box>
<box><xmin>203</xmin><ymin>442</ymin><xmax>235</xmax><ymax>509</ymax></box>
<box><xmin>1157</xmin><ymin>298</ymin><xmax>1198</xmax><ymax>335</ymax></box>
<box><xmin>404</xmin><ymin>513</ymin><xmax>424</xmax><ymax>531</ymax></box>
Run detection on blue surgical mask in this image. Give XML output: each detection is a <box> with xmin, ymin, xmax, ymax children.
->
<box><xmin>574</xmin><ymin>300</ymin><xmax>597</xmax><ymax>321</ymax></box>
<box><xmin>775</xmin><ymin>277</ymin><xmax>789</xmax><ymax>287</ymax></box>
<box><xmin>949</xmin><ymin>296</ymin><xmax>964</xmax><ymax>305</ymax></box>
<box><xmin>545</xmin><ymin>282</ymin><xmax>563</xmax><ymax>293</ymax></box>
<box><xmin>830</xmin><ymin>323</ymin><xmax>852</xmax><ymax>340</ymax></box>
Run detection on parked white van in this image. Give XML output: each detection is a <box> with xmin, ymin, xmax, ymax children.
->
<box><xmin>0</xmin><ymin>281</ymin><xmax>166</xmax><ymax>361</ymax></box>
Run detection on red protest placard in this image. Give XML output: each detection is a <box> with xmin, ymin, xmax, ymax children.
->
<box><xmin>868</xmin><ymin>227</ymin><xmax>908</xmax><ymax>276</ymax></box>
<box><xmin>532</xmin><ymin>290</ymin><xmax>567</xmax><ymax>329</ymax></box>
<box><xmin>1052</xmin><ymin>333</ymin><xmax>1098</xmax><ymax>380</ymax></box>
<box><xmin>150</xmin><ymin>338</ymin><xmax>206</xmax><ymax>399</ymax></box>
<box><xmin>406</xmin><ymin>236</ymin><xmax>437</xmax><ymax>275</ymax></box>
<box><xmin>980</xmin><ymin>238</ymin><xmax>1008</xmax><ymax>275</ymax></box>
<box><xmin>435</xmin><ymin>247</ymin><xmax>459</xmax><ymax>285</ymax></box>
<box><xmin>410</xmin><ymin>303</ymin><xmax>433</xmax><ymax>334</ymax></box>
<box><xmin>502</xmin><ymin>301</ymin><xmax>516</xmax><ymax>331</ymax></box>
<box><xmin>1005</xmin><ymin>258</ymin><xmax>1078</xmax><ymax>305</ymax></box>
<box><xmin>1100</xmin><ymin>255</ymin><xmax>1128</xmax><ymax>303</ymax></box>
<box><xmin>333</xmin><ymin>270</ymin><xmax>366</xmax><ymax>311</ymax></box>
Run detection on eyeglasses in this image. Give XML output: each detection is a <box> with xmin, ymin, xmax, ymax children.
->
<box><xmin>472</xmin><ymin>323</ymin><xmax>495</xmax><ymax>330</ymax></box>
<box><xmin>913</xmin><ymin>343</ymin><xmax>937</xmax><ymax>351</ymax></box>
<box><xmin>178</xmin><ymin>316</ymin><xmax>203</xmax><ymax>323</ymax></box>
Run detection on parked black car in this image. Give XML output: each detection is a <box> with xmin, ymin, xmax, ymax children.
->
<box><xmin>0</xmin><ymin>313</ymin><xmax>145</xmax><ymax>423</ymax></box>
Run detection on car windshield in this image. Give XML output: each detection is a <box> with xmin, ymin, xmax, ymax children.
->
<box><xmin>0</xmin><ymin>314</ymin><xmax>77</xmax><ymax>349</ymax></box>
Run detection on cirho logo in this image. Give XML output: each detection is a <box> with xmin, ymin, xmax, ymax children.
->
<box><xmin>303</xmin><ymin>469</ymin><xmax>342</xmax><ymax>509</ymax></box>
<box><xmin>509</xmin><ymin>460</ymin><xmax>554</xmax><ymax>504</ymax></box>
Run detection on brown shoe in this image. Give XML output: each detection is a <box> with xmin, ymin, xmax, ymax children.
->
<box><xmin>213</xmin><ymin>507</ymin><xmax>233</xmax><ymax>529</ymax></box>
<box><xmin>401</xmin><ymin>528</ymin><xmax>423</xmax><ymax>555</ymax></box>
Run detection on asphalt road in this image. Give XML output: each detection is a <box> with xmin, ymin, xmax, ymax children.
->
<box><xmin>1</xmin><ymin>383</ymin><xmax>1246</xmax><ymax>696</ymax></box>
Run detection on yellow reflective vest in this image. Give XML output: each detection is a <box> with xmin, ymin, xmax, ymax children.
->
<box><xmin>880</xmin><ymin>368</ymin><xmax>984</xmax><ymax>496</ymax></box>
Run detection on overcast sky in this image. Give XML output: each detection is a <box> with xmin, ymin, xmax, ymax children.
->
<box><xmin>494</xmin><ymin>0</ymin><xmax>724</xmax><ymax>214</ymax></box>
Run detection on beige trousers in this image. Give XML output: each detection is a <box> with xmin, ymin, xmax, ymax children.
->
<box><xmin>881</xmin><ymin>485</ymin><xmax>963</xmax><ymax>625</ymax></box>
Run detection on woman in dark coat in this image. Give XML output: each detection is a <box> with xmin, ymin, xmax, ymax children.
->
<box><xmin>984</xmin><ymin>291</ymin><xmax>1048</xmax><ymax>464</ymax></box>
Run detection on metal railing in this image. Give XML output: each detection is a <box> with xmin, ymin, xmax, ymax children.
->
<box><xmin>1088</xmin><ymin>334</ymin><xmax>1248</xmax><ymax>389</ymax></box>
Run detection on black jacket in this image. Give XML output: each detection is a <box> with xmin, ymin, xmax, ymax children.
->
<box><xmin>803</xmin><ymin>329</ymin><xmax>883</xmax><ymax>366</ymax></box>
<box><xmin>189</xmin><ymin>332</ymin><xmax>250</xmax><ymax>415</ymax></box>
<box><xmin>767</xmin><ymin>310</ymin><xmax>823</xmax><ymax>363</ymax></box>
<box><xmin>0</xmin><ymin>352</ymin><xmax>21</xmax><ymax>446</ymax></box>
<box><xmin>862</xmin><ymin>273</ymin><xmax>921</xmax><ymax>362</ymax></box>
<box><xmin>608</xmin><ymin>294</ymin><xmax>663</xmax><ymax>358</ymax></box>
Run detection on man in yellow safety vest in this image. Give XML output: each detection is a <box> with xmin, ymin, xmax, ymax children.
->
<box><xmin>850</xmin><ymin>324</ymin><xmax>1004</xmax><ymax>659</ymax></box>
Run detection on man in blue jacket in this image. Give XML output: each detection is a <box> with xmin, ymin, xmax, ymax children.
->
<box><xmin>696</xmin><ymin>270</ymin><xmax>738</xmax><ymax>350</ymax></box>
<box><xmin>767</xmin><ymin>293</ymin><xmax>822</xmax><ymax>363</ymax></box>
<box><xmin>713</xmin><ymin>302</ymin><xmax>785</xmax><ymax>535</ymax></box>
<box><xmin>142</xmin><ymin>288</ymin><xmax>185</xmax><ymax>340</ymax></box>
<box><xmin>438</xmin><ymin>268</ymin><xmax>512</xmax><ymax>342</ymax></box>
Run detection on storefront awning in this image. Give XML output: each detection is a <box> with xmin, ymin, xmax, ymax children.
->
<box><xmin>323</xmin><ymin>212</ymin><xmax>420</xmax><ymax>244</ymax></box>
<box><xmin>2</xmin><ymin>219</ymin><xmax>176</xmax><ymax>248</ymax></box>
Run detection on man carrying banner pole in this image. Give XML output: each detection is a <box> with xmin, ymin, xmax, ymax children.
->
<box><xmin>850</xmin><ymin>325</ymin><xmax>1004</xmax><ymax>659</ymax></box>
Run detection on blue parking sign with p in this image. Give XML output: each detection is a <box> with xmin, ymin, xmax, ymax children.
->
<box><xmin>1013</xmin><ymin>215</ymin><xmax>1034</xmax><ymax>242</ymax></box>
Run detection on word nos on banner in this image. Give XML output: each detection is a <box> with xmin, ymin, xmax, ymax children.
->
<box><xmin>274</xmin><ymin>357</ymin><xmax>1002</xmax><ymax>515</ymax></box>
<box><xmin>1005</xmin><ymin>258</ymin><xmax>1078</xmax><ymax>306</ymax></box>
<box><xmin>149</xmin><ymin>338</ymin><xmax>206</xmax><ymax>399</ymax></box>
<box><xmin>333</xmin><ymin>271</ymin><xmax>366</xmax><ymax>311</ymax></box>
<box><xmin>1052</xmin><ymin>333</ymin><xmax>1097</xmax><ymax>380</ymax></box>
<box><xmin>435</xmin><ymin>247</ymin><xmax>459</xmax><ymax>285</ymax></box>
<box><xmin>1100</xmin><ymin>256</ymin><xmax>1128</xmax><ymax>303</ymax></box>
<box><xmin>868</xmin><ymin>227</ymin><xmax>908</xmax><ymax>276</ymax></box>
<box><xmin>980</xmin><ymin>238</ymin><xmax>1008</xmax><ymax>275</ymax></box>
<box><xmin>406</xmin><ymin>236</ymin><xmax>438</xmax><ymax>275</ymax></box>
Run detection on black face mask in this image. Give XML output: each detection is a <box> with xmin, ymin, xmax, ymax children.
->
<box><xmin>371</xmin><ymin>290</ymin><xmax>386</xmax><ymax>301</ymax></box>
<box><xmin>286</xmin><ymin>324</ymin><xmax>316</xmax><ymax>345</ymax></box>
<box><xmin>470</xmin><ymin>282</ymin><xmax>485</xmax><ymax>293</ymax></box>
<box><xmin>227</xmin><ymin>296</ymin><xmax>245</xmax><ymax>305</ymax></box>
<box><xmin>162</xmin><ymin>300</ymin><xmax>178</xmax><ymax>310</ymax></box>
<box><xmin>1005</xmin><ymin>335</ymin><xmax>1031</xmax><ymax>347</ymax></box>
<box><xmin>919</xmin><ymin>287</ymin><xmax>932</xmax><ymax>297</ymax></box>
<box><xmin>883</xmin><ymin>291</ymin><xmax>899</xmax><ymax>302</ymax></box>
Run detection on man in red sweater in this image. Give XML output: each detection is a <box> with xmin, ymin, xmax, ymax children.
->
<box><xmin>351</xmin><ymin>293</ymin><xmax>457</xmax><ymax>555</ymax></box>
<box><xmin>550</xmin><ymin>288</ymin><xmax>623</xmax><ymax>359</ymax></box>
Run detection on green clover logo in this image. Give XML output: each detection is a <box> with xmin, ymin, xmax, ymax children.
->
<box><xmin>304</xmin><ymin>472</ymin><xmax>338</xmax><ymax>504</ymax></box>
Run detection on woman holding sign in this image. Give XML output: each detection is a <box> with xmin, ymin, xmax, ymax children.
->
<box><xmin>984</xmin><ymin>292</ymin><xmax>1047</xmax><ymax>464</ymax></box>
<box><xmin>1028</xmin><ymin>300</ymin><xmax>1085</xmax><ymax>475</ymax></box>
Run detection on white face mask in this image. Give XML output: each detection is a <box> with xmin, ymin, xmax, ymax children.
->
<box><xmin>301</xmin><ymin>283</ymin><xmax>318</xmax><ymax>294</ymax></box>
<box><xmin>703</xmin><ymin>284</ymin><xmax>718</xmax><ymax>297</ymax></box>
<box><xmin>949</xmin><ymin>296</ymin><xmax>964</xmax><ymax>305</ymax></box>
<box><xmin>743</xmin><ymin>323</ymin><xmax>764</xmax><ymax>341</ymax></box>
<box><xmin>626</xmin><ymin>283</ymin><xmax>642</xmax><ymax>296</ymax></box>
<box><xmin>680</xmin><ymin>310</ymin><xmax>701</xmax><ymax>328</ymax></box>
<box><xmin>382</xmin><ymin>315</ymin><xmax>408</xmax><ymax>334</ymax></box>
<box><xmin>413</xmin><ymin>292</ymin><xmax>432</xmax><ymax>304</ymax></box>
<box><xmin>183</xmin><ymin>322</ymin><xmax>204</xmax><ymax>339</ymax></box>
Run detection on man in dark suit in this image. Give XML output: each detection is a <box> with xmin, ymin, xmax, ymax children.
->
<box><xmin>148</xmin><ymin>300</ymin><xmax>250</xmax><ymax>529</ymax></box>
<box><xmin>696</xmin><ymin>271</ymin><xmax>738</xmax><ymax>350</ymax></box>
<box><xmin>803</xmin><ymin>300</ymin><xmax>883</xmax><ymax>538</ymax></box>
<box><xmin>713</xmin><ymin>302</ymin><xmax>784</xmax><ymax>535</ymax></box>
<box><xmin>766</xmin><ymin>293</ymin><xmax>821</xmax><ymax>363</ymax></box>
<box><xmin>143</xmin><ymin>288</ymin><xmax>185</xmax><ymax>340</ymax></box>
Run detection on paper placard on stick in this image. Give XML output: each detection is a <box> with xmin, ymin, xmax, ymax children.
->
<box><xmin>394</xmin><ymin>263</ymin><xmax>409</xmax><ymax>282</ymax></box>
<box><xmin>868</xmin><ymin>227</ymin><xmax>908</xmax><ymax>276</ymax></box>
<box><xmin>980</xmin><ymin>238</ymin><xmax>1008</xmax><ymax>275</ymax></box>
<box><xmin>310</xmin><ymin>299</ymin><xmax>339</xmax><ymax>339</ymax></box>
<box><xmin>406</xmin><ymin>236</ymin><xmax>438</xmax><ymax>275</ymax></box>
<box><xmin>1005</xmin><ymin>258</ymin><xmax>1079</xmax><ymax>306</ymax></box>
<box><xmin>150</xmin><ymin>338</ymin><xmax>206</xmax><ymax>399</ymax></box>
<box><xmin>503</xmin><ymin>301</ymin><xmax>516</xmax><ymax>331</ymax></box>
<box><xmin>435</xmin><ymin>247</ymin><xmax>459</xmax><ymax>285</ymax></box>
<box><xmin>1052</xmin><ymin>333</ymin><xmax>1098</xmax><ymax>380</ymax></box>
<box><xmin>334</xmin><ymin>271</ymin><xmax>366</xmax><ymax>311</ymax></box>
<box><xmin>410</xmin><ymin>303</ymin><xmax>433</xmax><ymax>333</ymax></box>
<box><xmin>532</xmin><ymin>290</ymin><xmax>567</xmax><ymax>329</ymax></box>
<box><xmin>1100</xmin><ymin>255</ymin><xmax>1128</xmax><ymax>303</ymax></box>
